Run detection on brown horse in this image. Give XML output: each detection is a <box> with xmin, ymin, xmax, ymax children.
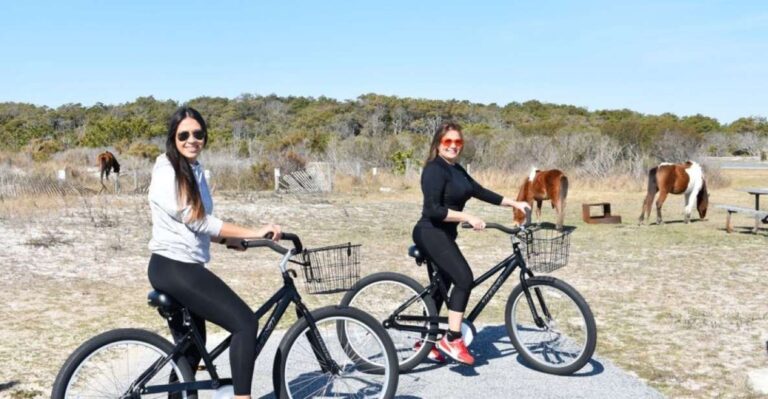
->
<box><xmin>638</xmin><ymin>161</ymin><xmax>709</xmax><ymax>225</ymax></box>
<box><xmin>514</xmin><ymin>167</ymin><xmax>568</xmax><ymax>230</ymax></box>
<box><xmin>96</xmin><ymin>151</ymin><xmax>120</xmax><ymax>192</ymax></box>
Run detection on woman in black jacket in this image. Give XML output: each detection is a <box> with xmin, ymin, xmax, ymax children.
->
<box><xmin>413</xmin><ymin>122</ymin><xmax>530</xmax><ymax>365</ymax></box>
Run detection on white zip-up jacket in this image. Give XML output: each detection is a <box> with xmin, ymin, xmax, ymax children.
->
<box><xmin>147</xmin><ymin>153</ymin><xmax>223</xmax><ymax>264</ymax></box>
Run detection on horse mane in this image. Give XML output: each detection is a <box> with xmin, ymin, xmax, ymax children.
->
<box><xmin>528</xmin><ymin>166</ymin><xmax>538</xmax><ymax>182</ymax></box>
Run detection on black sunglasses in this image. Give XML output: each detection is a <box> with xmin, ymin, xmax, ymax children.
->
<box><xmin>177</xmin><ymin>129</ymin><xmax>206</xmax><ymax>141</ymax></box>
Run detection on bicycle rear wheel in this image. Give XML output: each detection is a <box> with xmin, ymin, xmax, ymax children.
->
<box><xmin>51</xmin><ymin>328</ymin><xmax>194</xmax><ymax>398</ymax></box>
<box><xmin>340</xmin><ymin>272</ymin><xmax>438</xmax><ymax>372</ymax></box>
<box><xmin>274</xmin><ymin>306</ymin><xmax>398</xmax><ymax>399</ymax></box>
<box><xmin>505</xmin><ymin>276</ymin><xmax>597</xmax><ymax>375</ymax></box>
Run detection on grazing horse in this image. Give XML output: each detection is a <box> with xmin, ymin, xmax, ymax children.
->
<box><xmin>96</xmin><ymin>151</ymin><xmax>120</xmax><ymax>192</ymax></box>
<box><xmin>639</xmin><ymin>161</ymin><xmax>709</xmax><ymax>225</ymax></box>
<box><xmin>514</xmin><ymin>167</ymin><xmax>569</xmax><ymax>230</ymax></box>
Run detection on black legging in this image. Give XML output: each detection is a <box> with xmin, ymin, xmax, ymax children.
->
<box><xmin>148</xmin><ymin>254</ymin><xmax>258</xmax><ymax>396</ymax></box>
<box><xmin>412</xmin><ymin>226</ymin><xmax>473</xmax><ymax>312</ymax></box>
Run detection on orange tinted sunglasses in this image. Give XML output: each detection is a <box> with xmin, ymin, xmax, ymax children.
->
<box><xmin>440</xmin><ymin>138</ymin><xmax>464</xmax><ymax>148</ymax></box>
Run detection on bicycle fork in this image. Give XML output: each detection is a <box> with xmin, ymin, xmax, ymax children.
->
<box><xmin>295</xmin><ymin>302</ymin><xmax>341</xmax><ymax>375</ymax></box>
<box><xmin>520</xmin><ymin>269</ymin><xmax>552</xmax><ymax>329</ymax></box>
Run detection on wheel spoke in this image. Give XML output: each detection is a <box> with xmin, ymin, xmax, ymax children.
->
<box><xmin>507</xmin><ymin>280</ymin><xmax>594</xmax><ymax>374</ymax></box>
<box><xmin>282</xmin><ymin>314</ymin><xmax>393</xmax><ymax>398</ymax></box>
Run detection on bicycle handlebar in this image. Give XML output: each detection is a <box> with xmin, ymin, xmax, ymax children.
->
<box><xmin>241</xmin><ymin>232</ymin><xmax>304</xmax><ymax>255</ymax></box>
<box><xmin>460</xmin><ymin>208</ymin><xmax>533</xmax><ymax>235</ymax></box>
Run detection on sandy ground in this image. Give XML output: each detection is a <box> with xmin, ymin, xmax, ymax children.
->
<box><xmin>1</xmin><ymin>169</ymin><xmax>767</xmax><ymax>398</ymax></box>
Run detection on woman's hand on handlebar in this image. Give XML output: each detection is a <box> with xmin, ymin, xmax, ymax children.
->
<box><xmin>465</xmin><ymin>215</ymin><xmax>486</xmax><ymax>231</ymax></box>
<box><xmin>257</xmin><ymin>223</ymin><xmax>282</xmax><ymax>241</ymax></box>
<box><xmin>502</xmin><ymin>198</ymin><xmax>531</xmax><ymax>213</ymax></box>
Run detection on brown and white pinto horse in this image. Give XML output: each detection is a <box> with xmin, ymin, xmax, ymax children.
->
<box><xmin>514</xmin><ymin>167</ymin><xmax>569</xmax><ymax>230</ymax></box>
<box><xmin>638</xmin><ymin>161</ymin><xmax>709</xmax><ymax>225</ymax></box>
<box><xmin>96</xmin><ymin>151</ymin><xmax>120</xmax><ymax>192</ymax></box>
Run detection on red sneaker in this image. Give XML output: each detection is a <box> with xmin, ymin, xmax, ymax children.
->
<box><xmin>414</xmin><ymin>341</ymin><xmax>446</xmax><ymax>363</ymax></box>
<box><xmin>437</xmin><ymin>336</ymin><xmax>475</xmax><ymax>365</ymax></box>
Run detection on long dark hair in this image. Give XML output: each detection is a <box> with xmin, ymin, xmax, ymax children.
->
<box><xmin>165</xmin><ymin>106</ymin><xmax>208</xmax><ymax>222</ymax></box>
<box><xmin>425</xmin><ymin>122</ymin><xmax>464</xmax><ymax>164</ymax></box>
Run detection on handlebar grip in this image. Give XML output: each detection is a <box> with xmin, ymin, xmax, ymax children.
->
<box><xmin>242</xmin><ymin>239</ymin><xmax>288</xmax><ymax>255</ymax></box>
<box><xmin>461</xmin><ymin>221</ymin><xmax>522</xmax><ymax>235</ymax></box>
<box><xmin>280</xmin><ymin>232</ymin><xmax>303</xmax><ymax>253</ymax></box>
<box><xmin>247</xmin><ymin>231</ymin><xmax>304</xmax><ymax>254</ymax></box>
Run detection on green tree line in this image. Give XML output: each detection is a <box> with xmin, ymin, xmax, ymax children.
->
<box><xmin>1</xmin><ymin>93</ymin><xmax>766</xmax><ymax>157</ymax></box>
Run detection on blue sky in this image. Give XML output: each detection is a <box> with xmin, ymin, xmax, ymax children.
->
<box><xmin>1</xmin><ymin>0</ymin><xmax>765</xmax><ymax>123</ymax></box>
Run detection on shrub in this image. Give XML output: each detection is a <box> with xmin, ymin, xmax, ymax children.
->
<box><xmin>249</xmin><ymin>161</ymin><xmax>274</xmax><ymax>190</ymax></box>
<box><xmin>26</xmin><ymin>138</ymin><xmax>62</xmax><ymax>162</ymax></box>
<box><xmin>125</xmin><ymin>142</ymin><xmax>162</xmax><ymax>159</ymax></box>
<box><xmin>389</xmin><ymin>149</ymin><xmax>414</xmax><ymax>175</ymax></box>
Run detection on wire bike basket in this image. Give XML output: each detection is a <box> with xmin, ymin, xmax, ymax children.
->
<box><xmin>296</xmin><ymin>242</ymin><xmax>361</xmax><ymax>294</ymax></box>
<box><xmin>513</xmin><ymin>223</ymin><xmax>576</xmax><ymax>273</ymax></box>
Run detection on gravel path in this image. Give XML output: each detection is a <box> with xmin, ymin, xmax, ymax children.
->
<box><xmin>199</xmin><ymin>324</ymin><xmax>664</xmax><ymax>399</ymax></box>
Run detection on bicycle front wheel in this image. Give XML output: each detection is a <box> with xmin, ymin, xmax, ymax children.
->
<box><xmin>340</xmin><ymin>272</ymin><xmax>438</xmax><ymax>372</ymax></box>
<box><xmin>274</xmin><ymin>306</ymin><xmax>398</xmax><ymax>399</ymax></box>
<box><xmin>51</xmin><ymin>328</ymin><xmax>194</xmax><ymax>399</ymax></box>
<box><xmin>506</xmin><ymin>276</ymin><xmax>597</xmax><ymax>375</ymax></box>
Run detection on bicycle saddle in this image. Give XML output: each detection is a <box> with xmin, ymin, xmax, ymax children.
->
<box><xmin>147</xmin><ymin>290</ymin><xmax>182</xmax><ymax>311</ymax></box>
<box><xmin>408</xmin><ymin>245</ymin><xmax>425</xmax><ymax>265</ymax></box>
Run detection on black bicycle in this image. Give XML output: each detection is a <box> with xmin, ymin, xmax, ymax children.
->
<box><xmin>340</xmin><ymin>216</ymin><xmax>597</xmax><ymax>375</ymax></box>
<box><xmin>52</xmin><ymin>232</ymin><xmax>399</xmax><ymax>398</ymax></box>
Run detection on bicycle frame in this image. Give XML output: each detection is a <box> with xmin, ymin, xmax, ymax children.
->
<box><xmin>387</xmin><ymin>240</ymin><xmax>551</xmax><ymax>337</ymax></box>
<box><xmin>128</xmin><ymin>251</ymin><xmax>337</xmax><ymax>396</ymax></box>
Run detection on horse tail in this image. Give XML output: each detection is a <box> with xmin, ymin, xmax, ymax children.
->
<box><xmin>557</xmin><ymin>174</ymin><xmax>568</xmax><ymax>229</ymax></box>
<box><xmin>640</xmin><ymin>167</ymin><xmax>658</xmax><ymax>223</ymax></box>
<box><xmin>697</xmin><ymin>177</ymin><xmax>709</xmax><ymax>219</ymax></box>
<box><xmin>647</xmin><ymin>167</ymin><xmax>659</xmax><ymax>195</ymax></box>
<box><xmin>98</xmin><ymin>154</ymin><xmax>107</xmax><ymax>181</ymax></box>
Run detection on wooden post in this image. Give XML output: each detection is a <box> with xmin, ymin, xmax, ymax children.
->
<box><xmin>56</xmin><ymin>169</ymin><xmax>66</xmax><ymax>181</ymax></box>
<box><xmin>274</xmin><ymin>168</ymin><xmax>281</xmax><ymax>192</ymax></box>
<box><xmin>355</xmin><ymin>162</ymin><xmax>361</xmax><ymax>178</ymax></box>
<box><xmin>114</xmin><ymin>174</ymin><xmax>120</xmax><ymax>194</ymax></box>
<box><xmin>726</xmin><ymin>211</ymin><xmax>734</xmax><ymax>233</ymax></box>
<box><xmin>372</xmin><ymin>167</ymin><xmax>378</xmax><ymax>176</ymax></box>
<box><xmin>133</xmin><ymin>171</ymin><xmax>138</xmax><ymax>192</ymax></box>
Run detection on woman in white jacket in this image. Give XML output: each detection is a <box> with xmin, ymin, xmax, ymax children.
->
<box><xmin>147</xmin><ymin>106</ymin><xmax>279</xmax><ymax>398</ymax></box>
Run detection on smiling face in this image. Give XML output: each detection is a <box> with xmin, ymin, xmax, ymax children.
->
<box><xmin>175</xmin><ymin>117</ymin><xmax>205</xmax><ymax>162</ymax></box>
<box><xmin>437</xmin><ymin>129</ymin><xmax>463</xmax><ymax>163</ymax></box>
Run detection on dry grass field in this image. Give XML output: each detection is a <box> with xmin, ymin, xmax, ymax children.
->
<box><xmin>0</xmin><ymin>168</ymin><xmax>767</xmax><ymax>398</ymax></box>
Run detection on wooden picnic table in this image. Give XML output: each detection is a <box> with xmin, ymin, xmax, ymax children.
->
<box><xmin>717</xmin><ymin>188</ymin><xmax>768</xmax><ymax>233</ymax></box>
<box><xmin>738</xmin><ymin>188</ymin><xmax>768</xmax><ymax>211</ymax></box>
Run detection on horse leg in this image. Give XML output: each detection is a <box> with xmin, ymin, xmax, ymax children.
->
<box><xmin>683</xmin><ymin>192</ymin><xmax>694</xmax><ymax>224</ymax></box>
<box><xmin>555</xmin><ymin>198</ymin><xmax>565</xmax><ymax>230</ymax></box>
<box><xmin>655</xmin><ymin>191</ymin><xmax>669</xmax><ymax>225</ymax></box>
<box><xmin>554</xmin><ymin>198</ymin><xmax>564</xmax><ymax>230</ymax></box>
<box><xmin>98</xmin><ymin>170</ymin><xmax>106</xmax><ymax>194</ymax></box>
<box><xmin>535</xmin><ymin>199</ymin><xmax>543</xmax><ymax>224</ymax></box>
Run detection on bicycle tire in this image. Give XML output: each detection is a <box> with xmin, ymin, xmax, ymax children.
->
<box><xmin>505</xmin><ymin>276</ymin><xmax>597</xmax><ymax>375</ymax></box>
<box><xmin>51</xmin><ymin>328</ymin><xmax>195</xmax><ymax>399</ymax></box>
<box><xmin>340</xmin><ymin>272</ymin><xmax>438</xmax><ymax>372</ymax></box>
<box><xmin>272</xmin><ymin>306</ymin><xmax>398</xmax><ymax>399</ymax></box>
